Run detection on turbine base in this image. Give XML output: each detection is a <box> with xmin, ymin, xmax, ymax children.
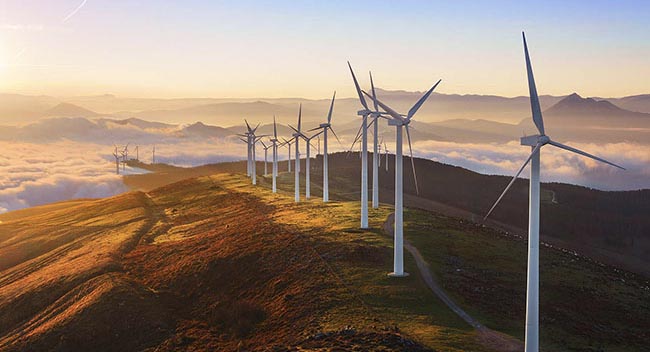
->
<box><xmin>388</xmin><ymin>272</ymin><xmax>410</xmax><ymax>278</ymax></box>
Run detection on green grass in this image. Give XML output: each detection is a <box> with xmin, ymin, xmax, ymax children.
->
<box><xmin>404</xmin><ymin>208</ymin><xmax>650</xmax><ymax>351</ymax></box>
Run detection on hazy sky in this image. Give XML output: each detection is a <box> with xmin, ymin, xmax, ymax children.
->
<box><xmin>0</xmin><ymin>0</ymin><xmax>648</xmax><ymax>99</ymax></box>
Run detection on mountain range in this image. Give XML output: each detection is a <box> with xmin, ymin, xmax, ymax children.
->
<box><xmin>2</xmin><ymin>90</ymin><xmax>650</xmax><ymax>128</ymax></box>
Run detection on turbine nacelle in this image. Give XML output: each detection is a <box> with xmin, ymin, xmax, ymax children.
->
<box><xmin>357</xmin><ymin>109</ymin><xmax>372</xmax><ymax>116</ymax></box>
<box><xmin>520</xmin><ymin>134</ymin><xmax>549</xmax><ymax>147</ymax></box>
<box><xmin>319</xmin><ymin>123</ymin><xmax>331</xmax><ymax>128</ymax></box>
<box><xmin>388</xmin><ymin>118</ymin><xmax>409</xmax><ymax>127</ymax></box>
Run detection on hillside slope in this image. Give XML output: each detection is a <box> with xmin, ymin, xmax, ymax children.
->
<box><xmin>0</xmin><ymin>172</ymin><xmax>488</xmax><ymax>351</ymax></box>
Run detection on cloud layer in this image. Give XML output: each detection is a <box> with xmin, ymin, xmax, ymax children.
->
<box><xmin>412</xmin><ymin>140</ymin><xmax>650</xmax><ymax>191</ymax></box>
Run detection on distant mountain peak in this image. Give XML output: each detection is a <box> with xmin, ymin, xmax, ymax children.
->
<box><xmin>43</xmin><ymin>102</ymin><xmax>98</xmax><ymax>118</ymax></box>
<box><xmin>545</xmin><ymin>93</ymin><xmax>623</xmax><ymax>115</ymax></box>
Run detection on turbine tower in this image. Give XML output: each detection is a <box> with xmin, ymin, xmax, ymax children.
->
<box><xmin>369</xmin><ymin>72</ymin><xmax>381</xmax><ymax>209</ymax></box>
<box><xmin>308</xmin><ymin>91</ymin><xmax>338</xmax><ymax>202</ymax></box>
<box><xmin>261</xmin><ymin>140</ymin><xmax>271</xmax><ymax>175</ymax></box>
<box><xmin>281</xmin><ymin>138</ymin><xmax>293</xmax><ymax>173</ymax></box>
<box><xmin>112</xmin><ymin>145</ymin><xmax>120</xmax><ymax>175</ymax></box>
<box><xmin>483</xmin><ymin>32</ymin><xmax>624</xmax><ymax>352</ymax></box>
<box><xmin>348</xmin><ymin>62</ymin><xmax>372</xmax><ymax>229</ymax></box>
<box><xmin>152</xmin><ymin>145</ymin><xmax>155</xmax><ymax>164</ymax></box>
<box><xmin>292</xmin><ymin>104</ymin><xmax>303</xmax><ymax>202</ymax></box>
<box><xmin>270</xmin><ymin>116</ymin><xmax>280</xmax><ymax>193</ymax></box>
<box><xmin>291</xmin><ymin>127</ymin><xmax>323</xmax><ymax>200</ymax></box>
<box><xmin>364</xmin><ymin>78</ymin><xmax>441</xmax><ymax>277</ymax></box>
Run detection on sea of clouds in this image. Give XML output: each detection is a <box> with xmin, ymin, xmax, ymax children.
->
<box><xmin>0</xmin><ymin>117</ymin><xmax>648</xmax><ymax>213</ymax></box>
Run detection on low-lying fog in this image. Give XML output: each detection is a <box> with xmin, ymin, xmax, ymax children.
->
<box><xmin>0</xmin><ymin>117</ymin><xmax>647</xmax><ymax>213</ymax></box>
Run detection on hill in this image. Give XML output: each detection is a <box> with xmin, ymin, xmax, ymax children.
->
<box><xmin>1</xmin><ymin>162</ymin><xmax>648</xmax><ymax>350</ymax></box>
<box><xmin>42</xmin><ymin>103</ymin><xmax>99</xmax><ymax>118</ymax></box>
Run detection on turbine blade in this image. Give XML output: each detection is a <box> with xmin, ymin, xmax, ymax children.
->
<box><xmin>407</xmin><ymin>79</ymin><xmax>441</xmax><ymax>120</ymax></box>
<box><xmin>370</xmin><ymin>71</ymin><xmax>379</xmax><ymax>112</ymax></box>
<box><xmin>405</xmin><ymin>126</ymin><xmax>419</xmax><ymax>195</ymax></box>
<box><xmin>298</xmin><ymin>103</ymin><xmax>302</xmax><ymax>131</ymax></box>
<box><xmin>523</xmin><ymin>32</ymin><xmax>545</xmax><ymax>135</ymax></box>
<box><xmin>484</xmin><ymin>143</ymin><xmax>542</xmax><ymax>220</ymax></box>
<box><xmin>327</xmin><ymin>91</ymin><xmax>336</xmax><ymax>124</ymax></box>
<box><xmin>245</xmin><ymin>119</ymin><xmax>252</xmax><ymax>132</ymax></box>
<box><xmin>329</xmin><ymin>126</ymin><xmax>342</xmax><ymax>146</ymax></box>
<box><xmin>347</xmin><ymin>61</ymin><xmax>368</xmax><ymax>109</ymax></box>
<box><xmin>548</xmin><ymin>140</ymin><xmax>625</xmax><ymax>170</ymax></box>
<box><xmin>349</xmin><ymin>123</ymin><xmax>364</xmax><ymax>151</ymax></box>
<box><xmin>273</xmin><ymin>115</ymin><xmax>278</xmax><ymax>139</ymax></box>
<box><xmin>253</xmin><ymin>122</ymin><xmax>260</xmax><ymax>133</ymax></box>
<box><xmin>362</xmin><ymin>90</ymin><xmax>403</xmax><ymax>122</ymax></box>
<box><xmin>307</xmin><ymin>126</ymin><xmax>322</xmax><ymax>132</ymax></box>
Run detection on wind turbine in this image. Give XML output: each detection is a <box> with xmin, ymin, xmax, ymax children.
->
<box><xmin>308</xmin><ymin>91</ymin><xmax>339</xmax><ymax>202</ymax></box>
<box><xmin>291</xmin><ymin>104</ymin><xmax>303</xmax><ymax>202</ymax></box>
<box><xmin>152</xmin><ymin>145</ymin><xmax>156</xmax><ymax>164</ymax></box>
<box><xmin>364</xmin><ymin>78</ymin><xmax>441</xmax><ymax>277</ymax></box>
<box><xmin>112</xmin><ymin>145</ymin><xmax>120</xmax><ymax>175</ymax></box>
<box><xmin>135</xmin><ymin>145</ymin><xmax>139</xmax><ymax>161</ymax></box>
<box><xmin>281</xmin><ymin>138</ymin><xmax>293</xmax><ymax>173</ymax></box>
<box><xmin>383</xmin><ymin>140</ymin><xmax>389</xmax><ymax>171</ymax></box>
<box><xmin>270</xmin><ymin>115</ymin><xmax>280</xmax><ymax>193</ymax></box>
<box><xmin>483</xmin><ymin>33</ymin><xmax>624</xmax><ymax>352</ymax></box>
<box><xmin>348</xmin><ymin>62</ymin><xmax>374</xmax><ymax>228</ymax></box>
<box><xmin>291</xmin><ymin>127</ymin><xmax>323</xmax><ymax>200</ymax></box>
<box><xmin>369</xmin><ymin>72</ymin><xmax>381</xmax><ymax>209</ymax></box>
<box><xmin>261</xmin><ymin>140</ymin><xmax>271</xmax><ymax>175</ymax></box>
<box><xmin>120</xmin><ymin>143</ymin><xmax>130</xmax><ymax>172</ymax></box>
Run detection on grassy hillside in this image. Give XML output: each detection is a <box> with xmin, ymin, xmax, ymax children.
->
<box><xmin>0</xmin><ymin>171</ymin><xmax>493</xmax><ymax>351</ymax></box>
<box><xmin>1</xmin><ymin>159</ymin><xmax>648</xmax><ymax>351</ymax></box>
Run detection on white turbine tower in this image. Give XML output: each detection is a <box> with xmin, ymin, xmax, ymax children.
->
<box><xmin>348</xmin><ymin>62</ymin><xmax>373</xmax><ymax>229</ymax></box>
<box><xmin>112</xmin><ymin>145</ymin><xmax>120</xmax><ymax>175</ymax></box>
<box><xmin>308</xmin><ymin>91</ymin><xmax>339</xmax><ymax>202</ymax></box>
<box><xmin>261</xmin><ymin>140</ymin><xmax>271</xmax><ymax>175</ymax></box>
<box><xmin>281</xmin><ymin>138</ymin><xmax>293</xmax><ymax>173</ymax></box>
<box><xmin>369</xmin><ymin>72</ymin><xmax>381</xmax><ymax>209</ymax></box>
<box><xmin>364</xmin><ymin>79</ymin><xmax>441</xmax><ymax>277</ymax></box>
<box><xmin>292</xmin><ymin>104</ymin><xmax>303</xmax><ymax>202</ymax></box>
<box><xmin>484</xmin><ymin>32</ymin><xmax>624</xmax><ymax>352</ymax></box>
<box><xmin>270</xmin><ymin>116</ymin><xmax>280</xmax><ymax>193</ymax></box>
<box><xmin>291</xmin><ymin>127</ymin><xmax>323</xmax><ymax>200</ymax></box>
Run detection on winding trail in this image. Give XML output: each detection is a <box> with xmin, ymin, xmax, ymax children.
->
<box><xmin>383</xmin><ymin>213</ymin><xmax>523</xmax><ymax>352</ymax></box>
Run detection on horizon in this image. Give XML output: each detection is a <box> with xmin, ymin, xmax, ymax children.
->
<box><xmin>1</xmin><ymin>1</ymin><xmax>649</xmax><ymax>99</ymax></box>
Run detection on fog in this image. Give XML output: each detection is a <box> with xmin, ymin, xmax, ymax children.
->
<box><xmin>1</xmin><ymin>116</ymin><xmax>647</xmax><ymax>213</ymax></box>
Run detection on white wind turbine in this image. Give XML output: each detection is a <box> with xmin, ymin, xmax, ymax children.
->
<box><xmin>369</xmin><ymin>72</ymin><xmax>382</xmax><ymax>209</ymax></box>
<box><xmin>348</xmin><ymin>62</ymin><xmax>377</xmax><ymax>228</ymax></box>
<box><xmin>280</xmin><ymin>138</ymin><xmax>293</xmax><ymax>173</ymax></box>
<box><xmin>307</xmin><ymin>91</ymin><xmax>339</xmax><ymax>202</ymax></box>
<box><xmin>483</xmin><ymin>32</ymin><xmax>624</xmax><ymax>352</ymax></box>
<box><xmin>364</xmin><ymin>78</ymin><xmax>441</xmax><ymax>277</ymax></box>
<box><xmin>261</xmin><ymin>140</ymin><xmax>271</xmax><ymax>175</ymax></box>
<box><xmin>270</xmin><ymin>116</ymin><xmax>280</xmax><ymax>193</ymax></box>
<box><xmin>291</xmin><ymin>126</ymin><xmax>323</xmax><ymax>199</ymax></box>
<box><xmin>112</xmin><ymin>145</ymin><xmax>120</xmax><ymax>175</ymax></box>
<box><xmin>291</xmin><ymin>104</ymin><xmax>303</xmax><ymax>202</ymax></box>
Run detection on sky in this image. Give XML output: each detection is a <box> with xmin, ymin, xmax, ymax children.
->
<box><xmin>0</xmin><ymin>0</ymin><xmax>648</xmax><ymax>99</ymax></box>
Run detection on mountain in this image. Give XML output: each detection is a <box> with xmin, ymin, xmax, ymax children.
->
<box><xmin>1</xmin><ymin>168</ymin><xmax>648</xmax><ymax>351</ymax></box>
<box><xmin>602</xmin><ymin>94</ymin><xmax>650</xmax><ymax>114</ymax></box>
<box><xmin>533</xmin><ymin>93</ymin><xmax>650</xmax><ymax>129</ymax></box>
<box><xmin>42</xmin><ymin>103</ymin><xmax>99</xmax><ymax>118</ymax></box>
<box><xmin>179</xmin><ymin>121</ymin><xmax>232</xmax><ymax>138</ymax></box>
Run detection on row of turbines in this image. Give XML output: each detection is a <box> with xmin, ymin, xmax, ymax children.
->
<box><xmin>241</xmin><ymin>33</ymin><xmax>624</xmax><ymax>352</ymax></box>
<box><xmin>111</xmin><ymin>144</ymin><xmax>155</xmax><ymax>174</ymax></box>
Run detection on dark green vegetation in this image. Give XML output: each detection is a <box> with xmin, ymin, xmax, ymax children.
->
<box><xmin>308</xmin><ymin>152</ymin><xmax>650</xmax><ymax>277</ymax></box>
<box><xmin>404</xmin><ymin>209</ymin><xmax>650</xmax><ymax>351</ymax></box>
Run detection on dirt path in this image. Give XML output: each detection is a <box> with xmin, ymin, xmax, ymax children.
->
<box><xmin>383</xmin><ymin>213</ymin><xmax>523</xmax><ymax>352</ymax></box>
